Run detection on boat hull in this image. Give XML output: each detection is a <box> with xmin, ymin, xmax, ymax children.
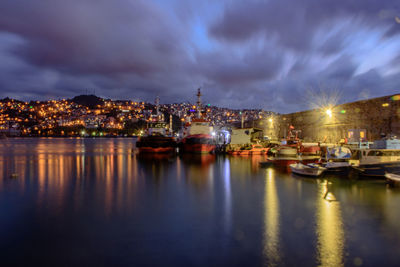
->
<box><xmin>323</xmin><ymin>162</ymin><xmax>351</xmax><ymax>175</ymax></box>
<box><xmin>138</xmin><ymin>147</ymin><xmax>176</xmax><ymax>154</ymax></box>
<box><xmin>352</xmin><ymin>162</ymin><xmax>400</xmax><ymax>177</ymax></box>
<box><xmin>180</xmin><ymin>134</ymin><xmax>215</xmax><ymax>154</ymax></box>
<box><xmin>182</xmin><ymin>143</ymin><xmax>215</xmax><ymax>154</ymax></box>
<box><xmin>290</xmin><ymin>163</ymin><xmax>325</xmax><ymax>177</ymax></box>
<box><xmin>325</xmin><ymin>166</ymin><xmax>351</xmax><ymax>175</ymax></box>
<box><xmin>136</xmin><ymin>136</ymin><xmax>177</xmax><ymax>154</ymax></box>
<box><xmin>385</xmin><ymin>172</ymin><xmax>400</xmax><ymax>186</ymax></box>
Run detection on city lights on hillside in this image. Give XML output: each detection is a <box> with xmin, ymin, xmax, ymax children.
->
<box><xmin>0</xmin><ymin>95</ymin><xmax>274</xmax><ymax>137</ymax></box>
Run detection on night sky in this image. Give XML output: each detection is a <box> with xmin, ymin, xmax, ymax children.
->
<box><xmin>0</xmin><ymin>0</ymin><xmax>399</xmax><ymax>112</ymax></box>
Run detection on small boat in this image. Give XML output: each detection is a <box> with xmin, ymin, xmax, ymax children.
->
<box><xmin>290</xmin><ymin>163</ymin><xmax>326</xmax><ymax>177</ymax></box>
<box><xmin>269</xmin><ymin>127</ymin><xmax>321</xmax><ymax>167</ymax></box>
<box><xmin>385</xmin><ymin>172</ymin><xmax>400</xmax><ymax>183</ymax></box>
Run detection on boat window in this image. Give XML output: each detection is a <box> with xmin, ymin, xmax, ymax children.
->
<box><xmin>384</xmin><ymin>151</ymin><xmax>400</xmax><ymax>156</ymax></box>
<box><xmin>368</xmin><ymin>150</ymin><xmax>383</xmax><ymax>156</ymax></box>
<box><xmin>380</xmin><ymin>151</ymin><xmax>400</xmax><ymax>156</ymax></box>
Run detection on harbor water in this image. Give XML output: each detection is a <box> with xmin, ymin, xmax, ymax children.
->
<box><xmin>1</xmin><ymin>138</ymin><xmax>400</xmax><ymax>266</ymax></box>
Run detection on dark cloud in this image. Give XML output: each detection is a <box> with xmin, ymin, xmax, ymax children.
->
<box><xmin>0</xmin><ymin>0</ymin><xmax>399</xmax><ymax>112</ymax></box>
<box><xmin>0</xmin><ymin>0</ymin><xmax>186</xmax><ymax>76</ymax></box>
<box><xmin>195</xmin><ymin>47</ymin><xmax>282</xmax><ymax>85</ymax></box>
<box><xmin>210</xmin><ymin>0</ymin><xmax>400</xmax><ymax>53</ymax></box>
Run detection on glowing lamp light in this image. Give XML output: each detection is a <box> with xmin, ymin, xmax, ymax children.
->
<box><xmin>326</xmin><ymin>109</ymin><xmax>332</xmax><ymax>118</ymax></box>
<box><xmin>268</xmin><ymin>118</ymin><xmax>273</xmax><ymax>123</ymax></box>
<box><xmin>211</xmin><ymin>131</ymin><xmax>216</xmax><ymax>137</ymax></box>
<box><xmin>340</xmin><ymin>110</ymin><xmax>346</xmax><ymax>114</ymax></box>
<box><xmin>382</xmin><ymin>103</ymin><xmax>389</xmax><ymax>107</ymax></box>
<box><xmin>391</xmin><ymin>95</ymin><xmax>400</xmax><ymax>101</ymax></box>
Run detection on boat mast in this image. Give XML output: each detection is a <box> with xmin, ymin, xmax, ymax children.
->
<box><xmin>196</xmin><ymin>88</ymin><xmax>202</xmax><ymax>119</ymax></box>
<box><xmin>155</xmin><ymin>96</ymin><xmax>160</xmax><ymax>119</ymax></box>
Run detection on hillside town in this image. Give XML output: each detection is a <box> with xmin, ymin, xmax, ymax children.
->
<box><xmin>0</xmin><ymin>94</ymin><xmax>274</xmax><ymax>137</ymax></box>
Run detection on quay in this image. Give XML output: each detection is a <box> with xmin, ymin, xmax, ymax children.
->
<box><xmin>252</xmin><ymin>94</ymin><xmax>400</xmax><ymax>144</ymax></box>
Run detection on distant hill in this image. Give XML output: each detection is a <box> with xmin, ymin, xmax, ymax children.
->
<box><xmin>71</xmin><ymin>95</ymin><xmax>104</xmax><ymax>109</ymax></box>
<box><xmin>0</xmin><ymin>97</ymin><xmax>24</xmax><ymax>104</ymax></box>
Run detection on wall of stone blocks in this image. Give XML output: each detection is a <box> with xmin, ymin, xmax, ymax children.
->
<box><xmin>254</xmin><ymin>94</ymin><xmax>400</xmax><ymax>143</ymax></box>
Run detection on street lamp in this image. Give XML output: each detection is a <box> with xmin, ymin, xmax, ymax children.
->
<box><xmin>326</xmin><ymin>109</ymin><xmax>332</xmax><ymax>118</ymax></box>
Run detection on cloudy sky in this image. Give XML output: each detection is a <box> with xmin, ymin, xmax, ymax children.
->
<box><xmin>0</xmin><ymin>0</ymin><xmax>399</xmax><ymax>112</ymax></box>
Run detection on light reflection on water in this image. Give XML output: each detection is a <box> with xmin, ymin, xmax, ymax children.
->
<box><xmin>1</xmin><ymin>138</ymin><xmax>400</xmax><ymax>266</ymax></box>
<box><xmin>264</xmin><ymin>167</ymin><xmax>280</xmax><ymax>267</ymax></box>
<box><xmin>316</xmin><ymin>180</ymin><xmax>345</xmax><ymax>267</ymax></box>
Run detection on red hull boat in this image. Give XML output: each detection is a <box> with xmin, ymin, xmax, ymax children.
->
<box><xmin>181</xmin><ymin>134</ymin><xmax>215</xmax><ymax>154</ymax></box>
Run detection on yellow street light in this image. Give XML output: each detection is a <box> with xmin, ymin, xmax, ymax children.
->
<box><xmin>326</xmin><ymin>109</ymin><xmax>332</xmax><ymax>118</ymax></box>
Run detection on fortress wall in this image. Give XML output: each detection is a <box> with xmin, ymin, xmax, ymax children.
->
<box><xmin>255</xmin><ymin>94</ymin><xmax>400</xmax><ymax>143</ymax></box>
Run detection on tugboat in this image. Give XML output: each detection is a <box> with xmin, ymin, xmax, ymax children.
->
<box><xmin>180</xmin><ymin>89</ymin><xmax>216</xmax><ymax>154</ymax></box>
<box><xmin>136</xmin><ymin>97</ymin><xmax>177</xmax><ymax>154</ymax></box>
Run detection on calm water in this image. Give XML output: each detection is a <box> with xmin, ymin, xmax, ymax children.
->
<box><xmin>1</xmin><ymin>138</ymin><xmax>400</xmax><ymax>266</ymax></box>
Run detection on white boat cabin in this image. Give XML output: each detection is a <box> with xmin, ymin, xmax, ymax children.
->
<box><xmin>184</xmin><ymin>119</ymin><xmax>213</xmax><ymax>136</ymax></box>
<box><xmin>350</xmin><ymin>149</ymin><xmax>400</xmax><ymax>166</ymax></box>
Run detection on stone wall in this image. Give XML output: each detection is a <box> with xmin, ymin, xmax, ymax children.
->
<box><xmin>255</xmin><ymin>94</ymin><xmax>400</xmax><ymax>143</ymax></box>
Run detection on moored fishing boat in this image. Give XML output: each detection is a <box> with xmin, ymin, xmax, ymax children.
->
<box><xmin>350</xmin><ymin>138</ymin><xmax>400</xmax><ymax>177</ymax></box>
<box><xmin>322</xmin><ymin>146</ymin><xmax>352</xmax><ymax>173</ymax></box>
<box><xmin>269</xmin><ymin>129</ymin><xmax>321</xmax><ymax>167</ymax></box>
<box><xmin>180</xmin><ymin>89</ymin><xmax>216</xmax><ymax>154</ymax></box>
<box><xmin>269</xmin><ymin>146</ymin><xmax>300</xmax><ymax>166</ymax></box>
<box><xmin>136</xmin><ymin>97</ymin><xmax>177</xmax><ymax>154</ymax></box>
